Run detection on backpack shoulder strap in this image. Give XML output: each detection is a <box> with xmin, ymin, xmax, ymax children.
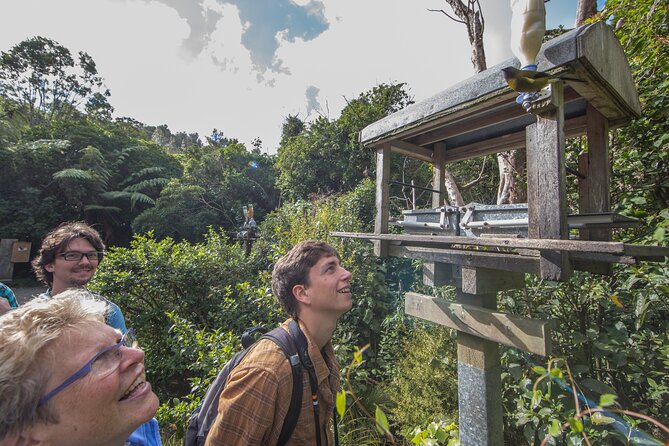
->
<box><xmin>262</xmin><ymin>322</ymin><xmax>305</xmax><ymax>446</ymax></box>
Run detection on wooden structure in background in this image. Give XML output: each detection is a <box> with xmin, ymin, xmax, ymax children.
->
<box><xmin>333</xmin><ymin>22</ymin><xmax>669</xmax><ymax>445</ymax></box>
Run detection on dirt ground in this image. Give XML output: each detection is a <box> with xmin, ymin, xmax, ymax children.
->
<box><xmin>11</xmin><ymin>286</ymin><xmax>47</xmax><ymax>305</ymax></box>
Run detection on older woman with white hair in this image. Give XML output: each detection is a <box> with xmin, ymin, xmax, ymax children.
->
<box><xmin>0</xmin><ymin>290</ymin><xmax>159</xmax><ymax>446</ymax></box>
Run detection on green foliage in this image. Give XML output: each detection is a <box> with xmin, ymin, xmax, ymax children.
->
<box><xmin>508</xmin><ymin>358</ymin><xmax>667</xmax><ymax>445</ymax></box>
<box><xmin>156</xmin><ymin>314</ymin><xmax>242</xmax><ymax>440</ymax></box>
<box><xmin>50</xmin><ymin>143</ymin><xmax>178</xmax><ymax>240</ymax></box>
<box><xmin>0</xmin><ymin>36</ymin><xmax>110</xmax><ymax>126</ymax></box>
<box><xmin>135</xmin><ymin>141</ymin><xmax>279</xmax><ymax>241</ymax></box>
<box><xmin>90</xmin><ymin>230</ymin><xmax>282</xmax><ymax>398</ymax></box>
<box><xmin>410</xmin><ymin>420</ymin><xmax>459</xmax><ymax>446</ymax></box>
<box><xmin>0</xmin><ymin>139</ymin><xmax>81</xmax><ymax>243</ymax></box>
<box><xmin>604</xmin><ymin>0</ymin><xmax>669</xmax><ymax>217</ymax></box>
<box><xmin>385</xmin><ymin>324</ymin><xmax>458</xmax><ymax>435</ymax></box>
<box><xmin>276</xmin><ymin>83</ymin><xmax>414</xmax><ymax>200</ymax></box>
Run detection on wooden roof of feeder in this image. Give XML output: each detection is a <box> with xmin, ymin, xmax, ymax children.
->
<box><xmin>359</xmin><ymin>22</ymin><xmax>641</xmax><ymax>162</ymax></box>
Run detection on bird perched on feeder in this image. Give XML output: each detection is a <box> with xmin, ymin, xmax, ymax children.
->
<box><xmin>502</xmin><ymin>66</ymin><xmax>583</xmax><ymax>93</ymax></box>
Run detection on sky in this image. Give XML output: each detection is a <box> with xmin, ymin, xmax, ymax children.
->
<box><xmin>0</xmin><ymin>0</ymin><xmax>605</xmax><ymax>153</ymax></box>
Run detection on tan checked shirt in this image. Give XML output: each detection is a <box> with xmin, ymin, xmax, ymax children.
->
<box><xmin>205</xmin><ymin>320</ymin><xmax>340</xmax><ymax>446</ymax></box>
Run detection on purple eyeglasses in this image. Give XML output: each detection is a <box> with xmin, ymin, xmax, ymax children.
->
<box><xmin>38</xmin><ymin>328</ymin><xmax>137</xmax><ymax>407</ymax></box>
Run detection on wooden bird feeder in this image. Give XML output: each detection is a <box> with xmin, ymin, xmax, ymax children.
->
<box><xmin>333</xmin><ymin>22</ymin><xmax>669</xmax><ymax>445</ymax></box>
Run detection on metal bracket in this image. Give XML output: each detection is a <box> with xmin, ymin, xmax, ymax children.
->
<box><xmin>522</xmin><ymin>83</ymin><xmax>560</xmax><ymax>114</ymax></box>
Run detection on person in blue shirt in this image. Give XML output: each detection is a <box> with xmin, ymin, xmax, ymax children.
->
<box><xmin>0</xmin><ymin>281</ymin><xmax>18</xmax><ymax>315</ymax></box>
<box><xmin>31</xmin><ymin>222</ymin><xmax>161</xmax><ymax>446</ymax></box>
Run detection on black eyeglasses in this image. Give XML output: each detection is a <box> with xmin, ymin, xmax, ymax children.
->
<box><xmin>57</xmin><ymin>251</ymin><xmax>105</xmax><ymax>262</ymax></box>
<box><xmin>38</xmin><ymin>329</ymin><xmax>137</xmax><ymax>407</ymax></box>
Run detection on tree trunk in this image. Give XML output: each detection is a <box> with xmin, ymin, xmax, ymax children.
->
<box><xmin>444</xmin><ymin>169</ymin><xmax>465</xmax><ymax>207</ymax></box>
<box><xmin>576</xmin><ymin>0</ymin><xmax>598</xmax><ymax>27</ymax></box>
<box><xmin>496</xmin><ymin>149</ymin><xmax>527</xmax><ymax>204</ymax></box>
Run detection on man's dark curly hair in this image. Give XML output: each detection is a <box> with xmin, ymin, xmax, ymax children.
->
<box><xmin>31</xmin><ymin>222</ymin><xmax>105</xmax><ymax>287</ymax></box>
<box><xmin>271</xmin><ymin>240</ymin><xmax>339</xmax><ymax>319</ymax></box>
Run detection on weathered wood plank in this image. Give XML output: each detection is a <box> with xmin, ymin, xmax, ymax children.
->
<box><xmin>579</xmin><ymin>103</ymin><xmax>612</xmax><ymax>254</ymax></box>
<box><xmin>388</xmin><ymin>245</ymin><xmax>540</xmax><ymax>275</ymax></box>
<box><xmin>374</xmin><ymin>143</ymin><xmax>391</xmax><ymax>257</ymax></box>
<box><xmin>389</xmin><ymin>139</ymin><xmax>433</xmax><ymax>162</ymax></box>
<box><xmin>437</xmin><ymin>113</ymin><xmax>589</xmax><ymax>163</ymax></box>
<box><xmin>406</xmin><ymin>292</ymin><xmax>552</xmax><ymax>356</ymax></box>
<box><xmin>0</xmin><ymin>239</ymin><xmax>17</xmax><ymax>281</ymax></box>
<box><xmin>461</xmin><ymin>267</ymin><xmax>525</xmax><ymax>294</ymax></box>
<box><xmin>331</xmin><ymin>232</ymin><xmax>669</xmax><ymax>257</ymax></box>
<box><xmin>432</xmin><ymin>142</ymin><xmax>446</xmax><ymax>207</ymax></box>
<box><xmin>526</xmin><ymin>81</ymin><xmax>571</xmax><ymax>280</ymax></box>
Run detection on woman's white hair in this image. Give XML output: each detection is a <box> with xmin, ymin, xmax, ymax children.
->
<box><xmin>0</xmin><ymin>290</ymin><xmax>108</xmax><ymax>440</ymax></box>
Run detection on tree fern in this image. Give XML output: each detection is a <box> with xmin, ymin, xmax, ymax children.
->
<box><xmin>53</xmin><ymin>168</ymin><xmax>96</xmax><ymax>182</ymax></box>
<box><xmin>123</xmin><ymin>177</ymin><xmax>170</xmax><ymax>193</ymax></box>
<box><xmin>118</xmin><ymin>166</ymin><xmax>166</xmax><ymax>187</ymax></box>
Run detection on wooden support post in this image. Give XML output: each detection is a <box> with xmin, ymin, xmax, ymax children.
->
<box><xmin>456</xmin><ymin>268</ymin><xmax>504</xmax><ymax>446</ymax></box>
<box><xmin>577</xmin><ymin>103</ymin><xmax>612</xmax><ymax>274</ymax></box>
<box><xmin>424</xmin><ymin>142</ymin><xmax>450</xmax><ymax>286</ymax></box>
<box><xmin>526</xmin><ymin>82</ymin><xmax>571</xmax><ymax>281</ymax></box>
<box><xmin>0</xmin><ymin>239</ymin><xmax>17</xmax><ymax>281</ymax></box>
<box><xmin>374</xmin><ymin>143</ymin><xmax>391</xmax><ymax>257</ymax></box>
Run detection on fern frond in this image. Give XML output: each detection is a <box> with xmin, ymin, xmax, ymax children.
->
<box><xmin>83</xmin><ymin>204</ymin><xmax>122</xmax><ymax>213</ymax></box>
<box><xmin>118</xmin><ymin>166</ymin><xmax>166</xmax><ymax>187</ymax></box>
<box><xmin>123</xmin><ymin>177</ymin><xmax>169</xmax><ymax>192</ymax></box>
<box><xmin>53</xmin><ymin>168</ymin><xmax>96</xmax><ymax>182</ymax></box>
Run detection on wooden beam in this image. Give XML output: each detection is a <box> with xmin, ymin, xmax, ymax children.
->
<box><xmin>389</xmin><ymin>139</ymin><xmax>433</xmax><ymax>162</ymax></box>
<box><xmin>460</xmin><ymin>267</ymin><xmax>525</xmax><ymax>294</ymax></box>
<box><xmin>405</xmin><ymin>292</ymin><xmax>552</xmax><ymax>357</ymax></box>
<box><xmin>331</xmin><ymin>232</ymin><xmax>669</xmax><ymax>257</ymax></box>
<box><xmin>438</xmin><ymin>114</ymin><xmax>589</xmax><ymax>163</ymax></box>
<box><xmin>527</xmin><ymin>82</ymin><xmax>571</xmax><ymax>280</ymax></box>
<box><xmin>409</xmin><ymin>89</ymin><xmax>583</xmax><ymax>148</ymax></box>
<box><xmin>0</xmin><ymin>239</ymin><xmax>17</xmax><ymax>281</ymax></box>
<box><xmin>389</xmin><ymin>245</ymin><xmax>539</xmax><ymax>274</ymax></box>
<box><xmin>374</xmin><ymin>143</ymin><xmax>391</xmax><ymax>257</ymax></box>
<box><xmin>578</xmin><ymin>104</ymin><xmax>613</xmax><ymax>278</ymax></box>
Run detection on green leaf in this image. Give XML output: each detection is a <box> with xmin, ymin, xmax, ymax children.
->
<box><xmin>591</xmin><ymin>412</ymin><xmax>616</xmax><ymax>425</ymax></box>
<box><xmin>336</xmin><ymin>390</ymin><xmax>347</xmax><ymax>419</ymax></box>
<box><xmin>532</xmin><ymin>366</ymin><xmax>547</xmax><ymax>375</ymax></box>
<box><xmin>375</xmin><ymin>406</ymin><xmax>391</xmax><ymax>436</ymax></box>
<box><xmin>548</xmin><ymin>419</ymin><xmax>561</xmax><ymax>437</ymax></box>
<box><xmin>599</xmin><ymin>393</ymin><xmax>617</xmax><ymax>407</ymax></box>
<box><xmin>568</xmin><ymin>417</ymin><xmax>583</xmax><ymax>433</ymax></box>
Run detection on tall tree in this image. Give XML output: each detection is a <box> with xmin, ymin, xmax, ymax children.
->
<box><xmin>0</xmin><ymin>36</ymin><xmax>111</xmax><ymax>126</ymax></box>
<box><xmin>276</xmin><ymin>83</ymin><xmax>414</xmax><ymax>200</ymax></box>
<box><xmin>576</xmin><ymin>0</ymin><xmax>598</xmax><ymax>26</ymax></box>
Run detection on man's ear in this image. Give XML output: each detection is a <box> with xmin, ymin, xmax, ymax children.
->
<box><xmin>292</xmin><ymin>284</ymin><xmax>310</xmax><ymax>305</ymax></box>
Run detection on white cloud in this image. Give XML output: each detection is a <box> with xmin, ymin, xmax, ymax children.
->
<box><xmin>1</xmin><ymin>0</ymin><xmax>582</xmax><ymax>153</ymax></box>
